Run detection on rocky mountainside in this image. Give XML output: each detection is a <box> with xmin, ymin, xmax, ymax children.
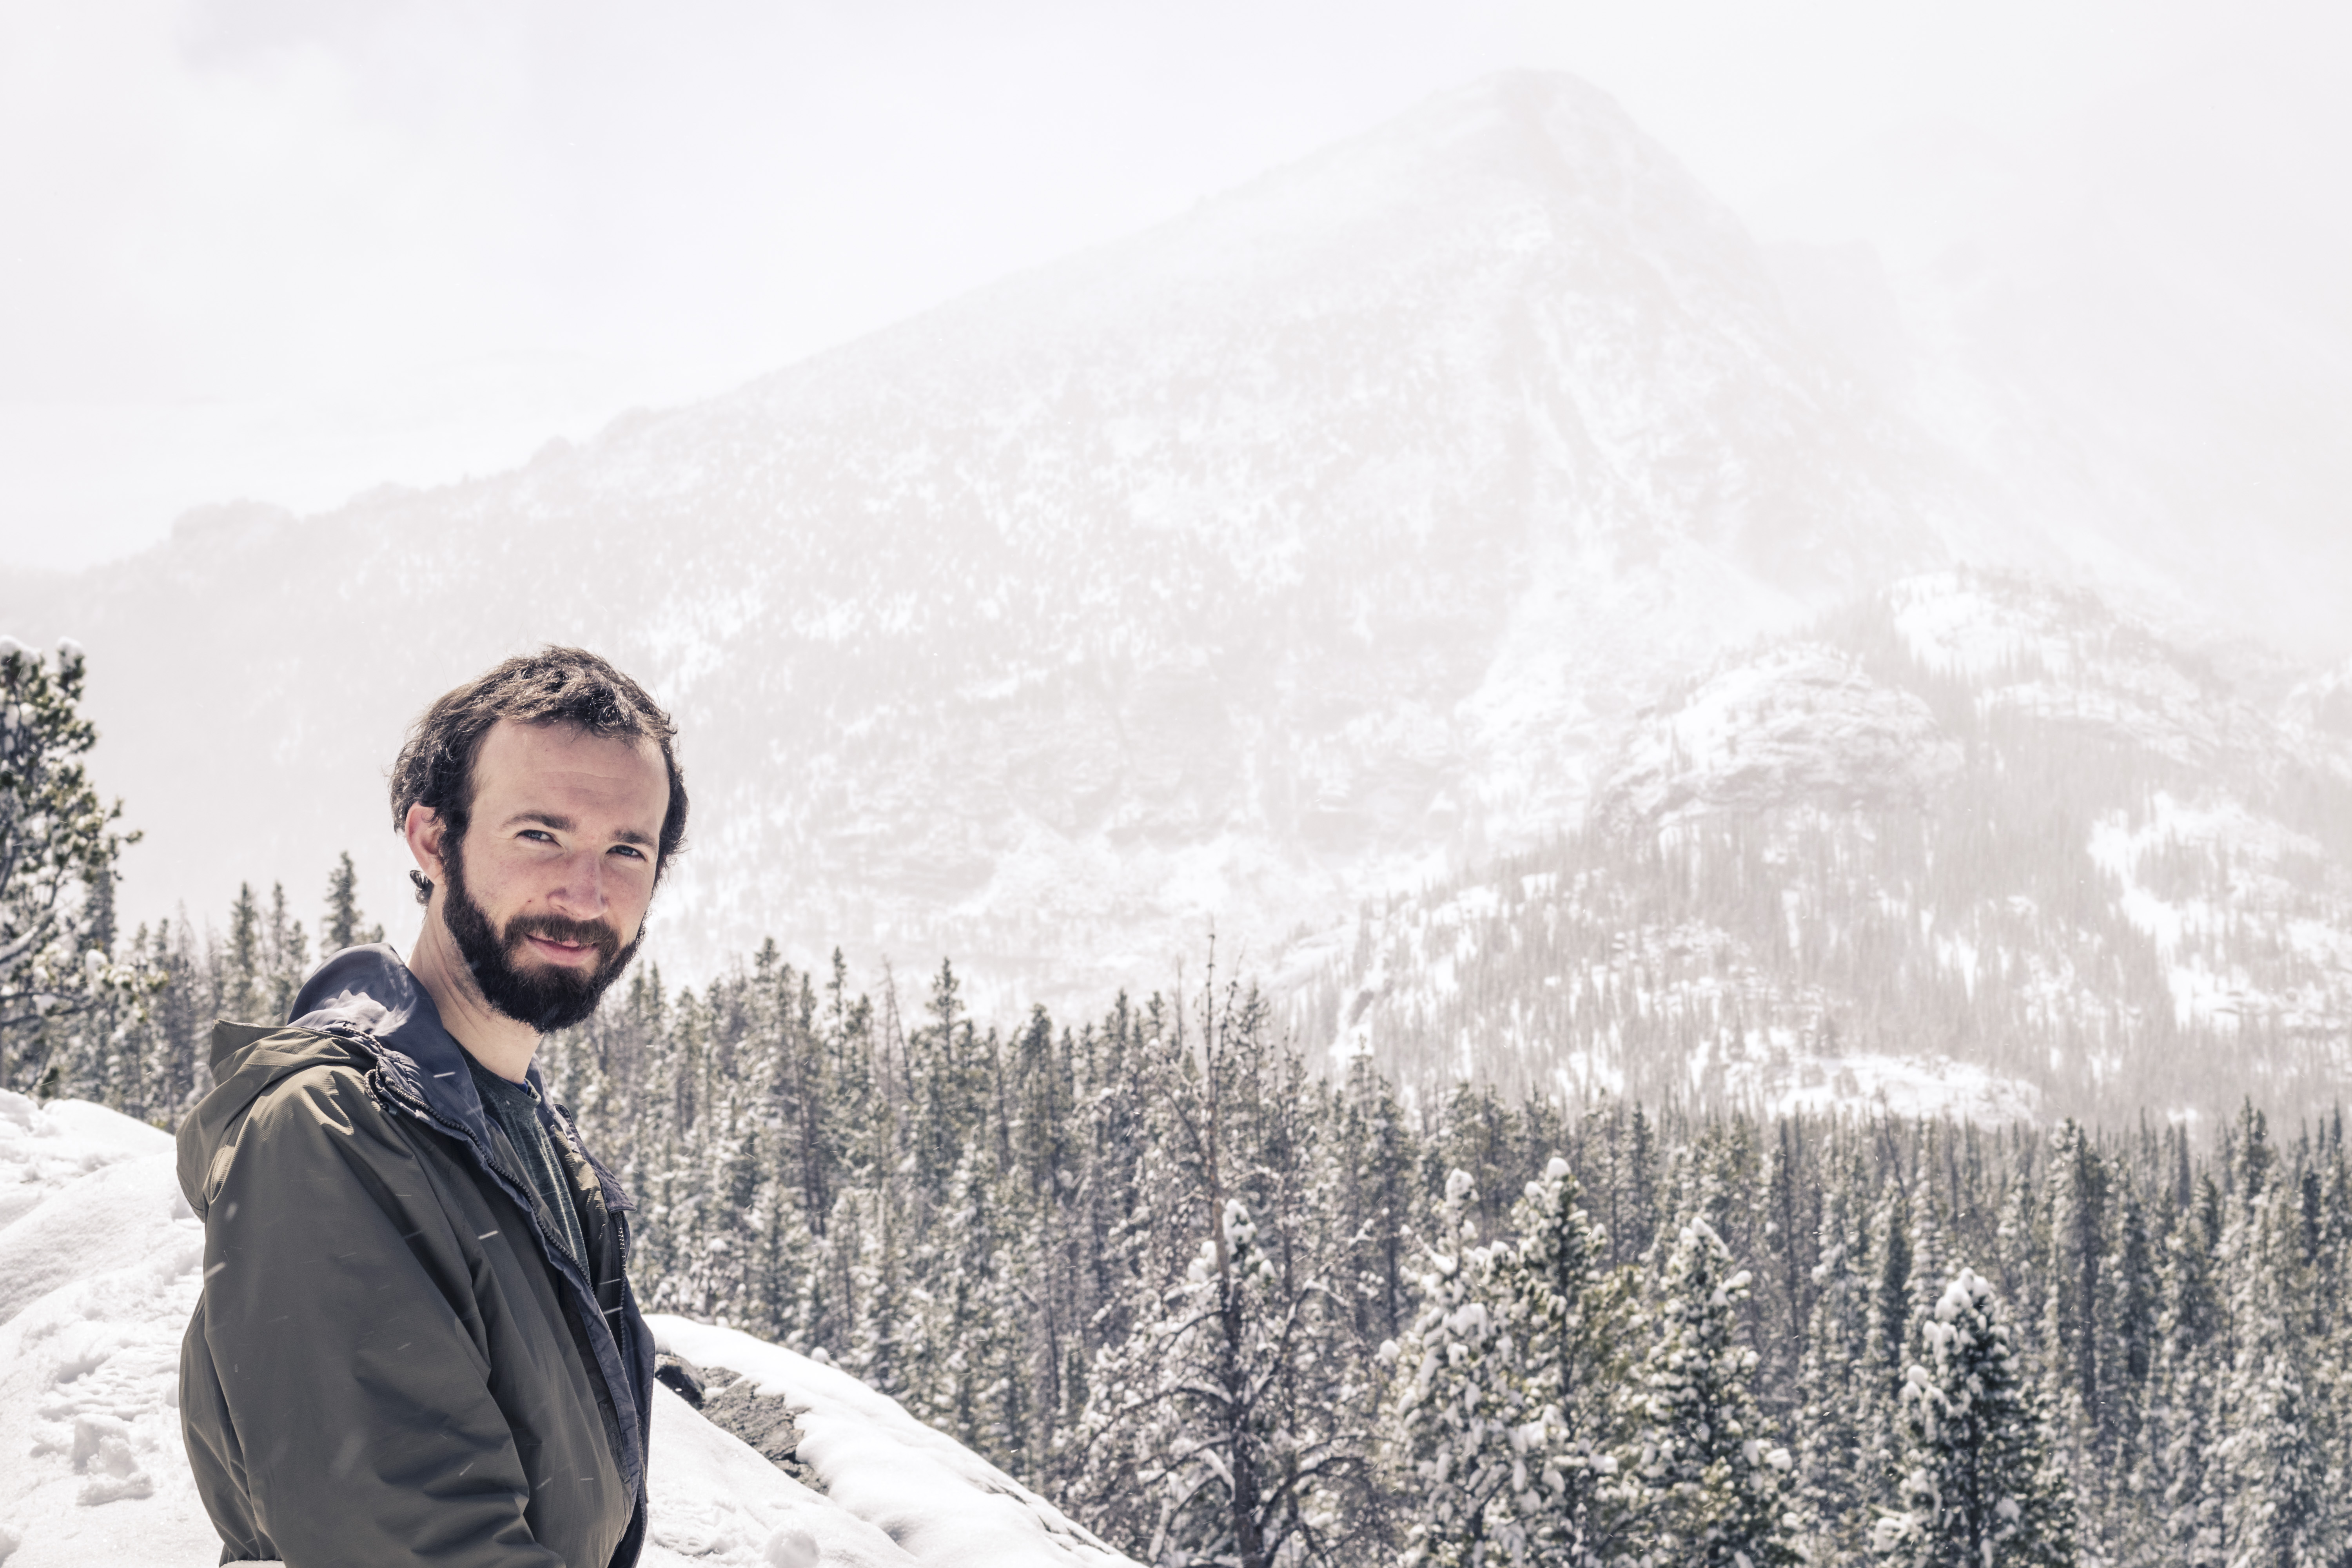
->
<box><xmin>1289</xmin><ymin>571</ymin><xmax>2352</xmax><ymax>1119</ymax></box>
<box><xmin>2</xmin><ymin>73</ymin><xmax>1954</xmax><ymax>1009</ymax></box>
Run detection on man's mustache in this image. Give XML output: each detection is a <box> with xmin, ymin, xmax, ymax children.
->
<box><xmin>503</xmin><ymin>912</ymin><xmax>624</xmax><ymax>956</ymax></box>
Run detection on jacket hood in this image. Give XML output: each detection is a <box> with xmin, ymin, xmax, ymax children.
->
<box><xmin>174</xmin><ymin>1010</ymin><xmax>373</xmax><ymax>1220</ymax></box>
<box><xmin>288</xmin><ymin>941</ymin><xmax>521</xmax><ymax>1126</ymax></box>
<box><xmin>177</xmin><ymin>944</ymin><xmax>548</xmax><ymax>1217</ymax></box>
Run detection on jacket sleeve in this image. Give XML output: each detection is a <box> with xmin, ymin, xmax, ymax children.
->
<box><xmin>196</xmin><ymin>1065</ymin><xmax>565</xmax><ymax>1568</ymax></box>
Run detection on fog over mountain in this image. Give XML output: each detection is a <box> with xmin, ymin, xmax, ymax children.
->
<box><xmin>5</xmin><ymin>72</ymin><xmax>2345</xmax><ymax>1111</ymax></box>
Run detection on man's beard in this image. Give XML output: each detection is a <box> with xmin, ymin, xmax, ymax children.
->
<box><xmin>440</xmin><ymin>838</ymin><xmax>642</xmax><ymax>1033</ymax></box>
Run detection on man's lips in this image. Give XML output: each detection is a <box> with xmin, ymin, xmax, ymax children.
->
<box><xmin>523</xmin><ymin>933</ymin><xmax>600</xmax><ymax>965</ymax></box>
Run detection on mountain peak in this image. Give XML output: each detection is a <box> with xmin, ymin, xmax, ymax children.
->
<box><xmin>0</xmin><ymin>75</ymin><xmax>2030</xmax><ymax>1021</ymax></box>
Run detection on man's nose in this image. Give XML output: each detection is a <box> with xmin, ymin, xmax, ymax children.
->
<box><xmin>546</xmin><ymin>848</ymin><xmax>609</xmax><ymax>916</ymax></box>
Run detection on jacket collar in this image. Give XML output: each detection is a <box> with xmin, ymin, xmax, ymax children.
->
<box><xmin>288</xmin><ymin>943</ymin><xmax>635</xmax><ymax>1216</ymax></box>
<box><xmin>289</xmin><ymin>943</ymin><xmax>518</xmax><ymax>1146</ymax></box>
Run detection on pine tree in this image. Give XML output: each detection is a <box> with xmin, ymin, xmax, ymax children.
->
<box><xmin>848</xmin><ymin>1180</ymin><xmax>933</xmax><ymax>1410</ymax></box>
<box><xmin>1072</xmin><ymin>974</ymin><xmax>1371</xmax><ymax>1567</ymax></box>
<box><xmin>1862</xmin><ymin>1184</ymin><xmax>1918</xmax><ymax>1519</ymax></box>
<box><xmin>1875</xmin><ymin>1267</ymin><xmax>2074</xmax><ymax>1568</ymax></box>
<box><xmin>1755</xmin><ymin>1120</ymin><xmax>1819</xmax><ymax>1423</ymax></box>
<box><xmin>1385</xmin><ymin>1169</ymin><xmax>1550</xmax><ymax>1567</ymax></box>
<box><xmin>263</xmin><ymin>881</ymin><xmax>310</xmax><ymax>1023</ymax></box>
<box><xmin>2097</xmin><ymin>1172</ymin><xmax>2159</xmax><ymax>1560</ymax></box>
<box><xmin>1797</xmin><ymin>1160</ymin><xmax>1879</xmax><ymax>1562</ymax></box>
<box><xmin>1344</xmin><ymin>1057</ymin><xmax>1417</xmax><ymax>1346</ymax></box>
<box><xmin>1502</xmin><ymin>1156</ymin><xmax>1638</xmax><ymax>1566</ymax></box>
<box><xmin>930</xmin><ymin>1150</ymin><xmax>1022</xmax><ymax>1463</ymax></box>
<box><xmin>0</xmin><ymin>637</ymin><xmax>143</xmax><ymax>1093</ymax></box>
<box><xmin>321</xmin><ymin>849</ymin><xmax>384</xmax><ymax>952</ymax></box>
<box><xmin>2218</xmin><ymin>1182</ymin><xmax>2336</xmax><ymax>1568</ymax></box>
<box><xmin>2150</xmin><ymin>1172</ymin><xmax>2226</xmax><ymax>1568</ymax></box>
<box><xmin>223</xmin><ymin>883</ymin><xmax>263</xmax><ymax>1025</ymax></box>
<box><xmin>746</xmin><ymin>1153</ymin><xmax>821</xmax><ymax>1349</ymax></box>
<box><xmin>1634</xmin><ymin>1214</ymin><xmax>1797</xmax><ymax>1568</ymax></box>
<box><xmin>2041</xmin><ymin>1120</ymin><xmax>2106</xmax><ymax>1530</ymax></box>
<box><xmin>149</xmin><ymin>913</ymin><xmax>206</xmax><ymax>1117</ymax></box>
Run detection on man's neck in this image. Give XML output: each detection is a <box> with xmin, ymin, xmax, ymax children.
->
<box><xmin>407</xmin><ymin>908</ymin><xmax>540</xmax><ymax>1083</ymax></box>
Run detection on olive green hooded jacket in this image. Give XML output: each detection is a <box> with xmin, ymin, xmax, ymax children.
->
<box><xmin>176</xmin><ymin>946</ymin><xmax>654</xmax><ymax>1567</ymax></box>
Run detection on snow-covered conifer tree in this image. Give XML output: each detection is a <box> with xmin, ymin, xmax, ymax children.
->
<box><xmin>320</xmin><ymin>848</ymin><xmax>382</xmax><ymax>951</ymax></box>
<box><xmin>2217</xmin><ymin>1183</ymin><xmax>2337</xmax><ymax>1568</ymax></box>
<box><xmin>1502</xmin><ymin>1156</ymin><xmax>1637</xmax><ymax>1566</ymax></box>
<box><xmin>1797</xmin><ymin>1167</ymin><xmax>1878</xmax><ymax>1563</ymax></box>
<box><xmin>1385</xmin><ymin>1168</ymin><xmax>1552</xmax><ymax>1567</ymax></box>
<box><xmin>1080</xmin><ymin>1194</ymin><xmax>1362</xmax><ymax>1567</ymax></box>
<box><xmin>1874</xmin><ymin>1267</ymin><xmax>2074</xmax><ymax>1568</ymax></box>
<box><xmin>1071</xmin><ymin>972</ymin><xmax>1370</xmax><ymax>1567</ymax></box>
<box><xmin>1864</xmin><ymin>1185</ymin><xmax>1916</xmax><ymax>1499</ymax></box>
<box><xmin>2040</xmin><ymin>1120</ymin><xmax>2106</xmax><ymax>1530</ymax></box>
<box><xmin>0</xmin><ymin>637</ymin><xmax>147</xmax><ymax>1099</ymax></box>
<box><xmin>1634</xmin><ymin>1215</ymin><xmax>1796</xmax><ymax>1568</ymax></box>
<box><xmin>2151</xmin><ymin>1176</ymin><xmax>2224</xmax><ymax>1567</ymax></box>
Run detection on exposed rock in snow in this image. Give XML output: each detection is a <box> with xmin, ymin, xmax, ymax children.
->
<box><xmin>641</xmin><ymin>1388</ymin><xmax>913</xmax><ymax>1568</ymax></box>
<box><xmin>1595</xmin><ymin>642</ymin><xmax>1959</xmax><ymax>829</ymax></box>
<box><xmin>2279</xmin><ymin>658</ymin><xmax>2352</xmax><ymax>784</ymax></box>
<box><xmin>0</xmin><ymin>1092</ymin><xmax>1129</xmax><ymax>1568</ymax></box>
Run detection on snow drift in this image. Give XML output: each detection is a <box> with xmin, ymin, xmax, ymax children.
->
<box><xmin>0</xmin><ymin>1090</ymin><xmax>1134</xmax><ymax>1568</ymax></box>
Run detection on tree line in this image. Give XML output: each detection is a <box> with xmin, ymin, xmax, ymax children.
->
<box><xmin>548</xmin><ymin>938</ymin><xmax>2348</xmax><ymax>1567</ymax></box>
<box><xmin>8</xmin><ymin>849</ymin><xmax>379</xmax><ymax>1115</ymax></box>
<box><xmin>18</xmin><ymin>860</ymin><xmax>2352</xmax><ymax>1566</ymax></box>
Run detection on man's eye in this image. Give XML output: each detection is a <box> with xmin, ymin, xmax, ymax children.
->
<box><xmin>610</xmin><ymin>844</ymin><xmax>647</xmax><ymax>860</ymax></box>
<box><xmin>521</xmin><ymin>829</ymin><xmax>557</xmax><ymax>844</ymax></box>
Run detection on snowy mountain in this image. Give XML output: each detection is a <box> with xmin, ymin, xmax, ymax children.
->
<box><xmin>0</xmin><ymin>1089</ymin><xmax>1131</xmax><ymax>1568</ymax></box>
<box><xmin>1289</xmin><ymin>571</ymin><xmax>2352</xmax><ymax>1119</ymax></box>
<box><xmin>1</xmin><ymin>71</ymin><xmax>2343</xmax><ymax>1118</ymax></box>
<box><xmin>0</xmin><ymin>72</ymin><xmax>1950</xmax><ymax>1011</ymax></box>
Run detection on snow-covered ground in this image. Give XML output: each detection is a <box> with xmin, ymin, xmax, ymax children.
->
<box><xmin>1739</xmin><ymin>1048</ymin><xmax>2041</xmax><ymax>1123</ymax></box>
<box><xmin>0</xmin><ymin>1091</ymin><xmax>1134</xmax><ymax>1568</ymax></box>
<box><xmin>649</xmin><ymin>1320</ymin><xmax>1130</xmax><ymax>1568</ymax></box>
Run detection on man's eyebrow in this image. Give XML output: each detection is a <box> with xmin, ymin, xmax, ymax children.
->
<box><xmin>505</xmin><ymin>810</ymin><xmax>655</xmax><ymax>848</ymax></box>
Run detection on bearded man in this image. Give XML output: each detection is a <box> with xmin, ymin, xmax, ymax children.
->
<box><xmin>178</xmin><ymin>648</ymin><xmax>681</xmax><ymax>1568</ymax></box>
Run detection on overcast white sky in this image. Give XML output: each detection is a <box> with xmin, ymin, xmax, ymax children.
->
<box><xmin>0</xmin><ymin>0</ymin><xmax>2337</xmax><ymax>573</ymax></box>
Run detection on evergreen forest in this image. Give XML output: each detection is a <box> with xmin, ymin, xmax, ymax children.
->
<box><xmin>21</xmin><ymin>864</ymin><xmax>2352</xmax><ymax>1568</ymax></box>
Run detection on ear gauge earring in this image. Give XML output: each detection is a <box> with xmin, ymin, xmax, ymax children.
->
<box><xmin>410</xmin><ymin>868</ymin><xmax>435</xmax><ymax>903</ymax></box>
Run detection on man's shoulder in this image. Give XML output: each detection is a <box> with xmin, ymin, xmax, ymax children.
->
<box><xmin>207</xmin><ymin>1022</ymin><xmax>385</xmax><ymax>1114</ymax></box>
<box><xmin>239</xmin><ymin>1037</ymin><xmax>392</xmax><ymax>1126</ymax></box>
<box><xmin>180</xmin><ymin>1025</ymin><xmax>431</xmax><ymax>1211</ymax></box>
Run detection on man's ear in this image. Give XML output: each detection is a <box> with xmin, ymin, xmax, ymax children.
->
<box><xmin>404</xmin><ymin>804</ymin><xmax>449</xmax><ymax>894</ymax></box>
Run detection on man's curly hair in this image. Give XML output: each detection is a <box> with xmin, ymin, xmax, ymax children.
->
<box><xmin>390</xmin><ymin>647</ymin><xmax>689</xmax><ymax>903</ymax></box>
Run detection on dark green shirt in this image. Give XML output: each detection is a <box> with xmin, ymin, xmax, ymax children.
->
<box><xmin>468</xmin><ymin>1056</ymin><xmax>590</xmax><ymax>1271</ymax></box>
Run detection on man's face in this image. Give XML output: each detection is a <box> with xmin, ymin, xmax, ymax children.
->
<box><xmin>426</xmin><ymin>719</ymin><xmax>669</xmax><ymax>1033</ymax></box>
